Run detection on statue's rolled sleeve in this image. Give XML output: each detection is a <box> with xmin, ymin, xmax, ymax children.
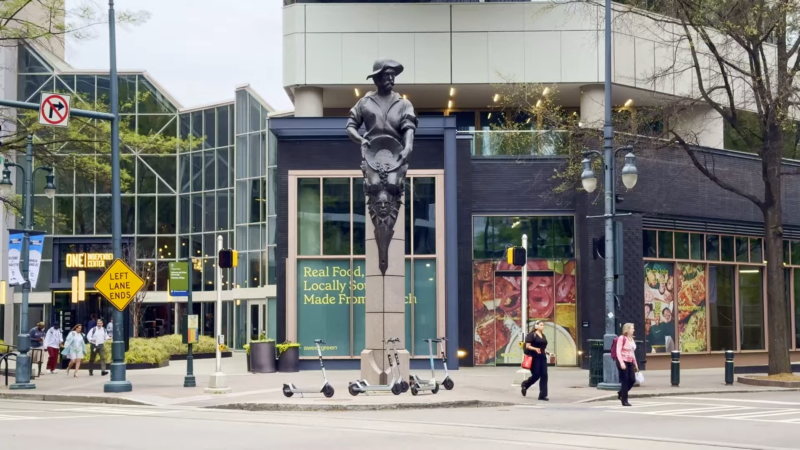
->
<box><xmin>400</xmin><ymin>101</ymin><xmax>418</xmax><ymax>133</ymax></box>
<box><xmin>347</xmin><ymin>102</ymin><xmax>363</xmax><ymax>131</ymax></box>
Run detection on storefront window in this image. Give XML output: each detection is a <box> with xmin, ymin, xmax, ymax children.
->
<box><xmin>739</xmin><ymin>266</ymin><xmax>764</xmax><ymax>350</ymax></box>
<box><xmin>709</xmin><ymin>265</ymin><xmax>736</xmax><ymax>351</ymax></box>
<box><xmin>643</xmin><ymin>229</ymin><xmax>656</xmax><ymax>258</ymax></box>
<box><xmin>795</xmin><ymin>269</ymin><xmax>800</xmax><ymax>348</ymax></box>
<box><xmin>322</xmin><ymin>178</ymin><xmax>351</xmax><ymax>255</ymax></box>
<box><xmin>675</xmin><ymin>232</ymin><xmax>689</xmax><ymax>260</ymax></box>
<box><xmin>690</xmin><ymin>233</ymin><xmax>704</xmax><ymax>260</ymax></box>
<box><xmin>735</xmin><ymin>237</ymin><xmax>749</xmax><ymax>262</ymax></box>
<box><xmin>706</xmin><ymin>234</ymin><xmax>720</xmax><ymax>261</ymax></box>
<box><xmin>721</xmin><ymin>235</ymin><xmax>735</xmax><ymax>262</ymax></box>
<box><xmin>657</xmin><ymin>231</ymin><xmax>673</xmax><ymax>259</ymax></box>
<box><xmin>472</xmin><ymin>216</ymin><xmax>575</xmax><ymax>260</ymax></box>
<box><xmin>293</xmin><ymin>173</ymin><xmax>442</xmax><ymax>358</ymax></box>
<box><xmin>644</xmin><ymin>262</ymin><xmax>675</xmax><ymax>354</ymax></box>
<box><xmin>297</xmin><ymin>178</ymin><xmax>321</xmax><ymax>255</ymax></box>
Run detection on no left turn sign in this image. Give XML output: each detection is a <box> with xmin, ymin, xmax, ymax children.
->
<box><xmin>39</xmin><ymin>92</ymin><xmax>71</xmax><ymax>127</ymax></box>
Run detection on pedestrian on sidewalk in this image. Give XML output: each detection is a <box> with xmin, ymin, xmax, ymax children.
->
<box><xmin>87</xmin><ymin>319</ymin><xmax>110</xmax><ymax>376</ymax></box>
<box><xmin>63</xmin><ymin>324</ymin><xmax>87</xmax><ymax>377</ymax></box>
<box><xmin>29</xmin><ymin>322</ymin><xmax>45</xmax><ymax>349</ymax></box>
<box><xmin>615</xmin><ymin>323</ymin><xmax>638</xmax><ymax>407</ymax></box>
<box><xmin>521</xmin><ymin>320</ymin><xmax>549</xmax><ymax>401</ymax></box>
<box><xmin>87</xmin><ymin>314</ymin><xmax>97</xmax><ymax>333</ymax></box>
<box><xmin>44</xmin><ymin>323</ymin><xmax>64</xmax><ymax>374</ymax></box>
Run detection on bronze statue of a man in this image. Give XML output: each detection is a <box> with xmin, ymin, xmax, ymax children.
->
<box><xmin>346</xmin><ymin>59</ymin><xmax>417</xmax><ymax>275</ymax></box>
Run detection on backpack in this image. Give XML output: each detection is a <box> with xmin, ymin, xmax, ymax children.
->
<box><xmin>610</xmin><ymin>336</ymin><xmax>620</xmax><ymax>361</ymax></box>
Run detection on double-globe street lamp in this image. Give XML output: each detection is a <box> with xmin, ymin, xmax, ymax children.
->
<box><xmin>580</xmin><ymin>145</ymin><xmax>638</xmax><ymax>391</ymax></box>
<box><xmin>0</xmin><ymin>135</ymin><xmax>56</xmax><ymax>389</ymax></box>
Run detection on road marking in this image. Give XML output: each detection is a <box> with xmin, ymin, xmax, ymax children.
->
<box><xmin>716</xmin><ymin>410</ymin><xmax>800</xmax><ymax>420</ymax></box>
<box><xmin>513</xmin><ymin>405</ymin><xmax>542</xmax><ymax>409</ymax></box>
<box><xmin>657</xmin><ymin>406</ymin><xmax>750</xmax><ymax>416</ymax></box>
<box><xmin>665</xmin><ymin>397</ymin><xmax>800</xmax><ymax>406</ymax></box>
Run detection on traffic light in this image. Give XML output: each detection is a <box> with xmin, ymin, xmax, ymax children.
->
<box><xmin>506</xmin><ymin>246</ymin><xmax>527</xmax><ymax>267</ymax></box>
<box><xmin>218</xmin><ymin>249</ymin><xmax>238</xmax><ymax>268</ymax></box>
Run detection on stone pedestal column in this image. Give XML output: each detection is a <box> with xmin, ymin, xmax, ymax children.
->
<box><xmin>360</xmin><ymin>197</ymin><xmax>409</xmax><ymax>385</ymax></box>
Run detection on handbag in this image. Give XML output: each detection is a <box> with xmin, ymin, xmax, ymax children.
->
<box><xmin>635</xmin><ymin>371</ymin><xmax>644</xmax><ymax>384</ymax></box>
<box><xmin>521</xmin><ymin>354</ymin><xmax>533</xmax><ymax>370</ymax></box>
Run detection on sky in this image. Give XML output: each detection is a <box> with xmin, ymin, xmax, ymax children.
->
<box><xmin>64</xmin><ymin>0</ymin><xmax>292</xmax><ymax>111</ymax></box>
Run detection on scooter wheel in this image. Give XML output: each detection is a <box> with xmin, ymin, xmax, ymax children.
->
<box><xmin>431</xmin><ymin>382</ymin><xmax>440</xmax><ymax>394</ymax></box>
<box><xmin>443</xmin><ymin>378</ymin><xmax>455</xmax><ymax>390</ymax></box>
<box><xmin>348</xmin><ymin>383</ymin><xmax>360</xmax><ymax>396</ymax></box>
<box><xmin>401</xmin><ymin>380</ymin><xmax>410</xmax><ymax>393</ymax></box>
<box><xmin>282</xmin><ymin>385</ymin><xmax>294</xmax><ymax>398</ymax></box>
<box><xmin>391</xmin><ymin>383</ymin><xmax>402</xmax><ymax>395</ymax></box>
<box><xmin>411</xmin><ymin>386</ymin><xmax>419</xmax><ymax>396</ymax></box>
<box><xmin>323</xmin><ymin>384</ymin><xmax>335</xmax><ymax>398</ymax></box>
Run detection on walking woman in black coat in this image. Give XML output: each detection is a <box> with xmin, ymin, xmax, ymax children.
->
<box><xmin>521</xmin><ymin>320</ymin><xmax>549</xmax><ymax>401</ymax></box>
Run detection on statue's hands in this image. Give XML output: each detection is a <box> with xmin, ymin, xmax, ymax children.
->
<box><xmin>397</xmin><ymin>147</ymin><xmax>411</xmax><ymax>164</ymax></box>
<box><xmin>360</xmin><ymin>139</ymin><xmax>370</xmax><ymax>159</ymax></box>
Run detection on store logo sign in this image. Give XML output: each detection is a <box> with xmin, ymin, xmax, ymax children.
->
<box><xmin>66</xmin><ymin>253</ymin><xmax>114</xmax><ymax>269</ymax></box>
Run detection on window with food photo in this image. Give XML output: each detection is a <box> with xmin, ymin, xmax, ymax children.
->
<box><xmin>644</xmin><ymin>262</ymin><xmax>676</xmax><ymax>354</ymax></box>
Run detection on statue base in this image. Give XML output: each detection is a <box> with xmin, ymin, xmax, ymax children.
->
<box><xmin>360</xmin><ymin>197</ymin><xmax>408</xmax><ymax>385</ymax></box>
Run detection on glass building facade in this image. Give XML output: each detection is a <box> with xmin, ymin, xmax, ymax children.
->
<box><xmin>8</xmin><ymin>45</ymin><xmax>277</xmax><ymax>349</ymax></box>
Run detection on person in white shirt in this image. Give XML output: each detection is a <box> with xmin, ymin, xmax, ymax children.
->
<box><xmin>44</xmin><ymin>323</ymin><xmax>64</xmax><ymax>374</ymax></box>
<box><xmin>87</xmin><ymin>319</ymin><xmax>111</xmax><ymax>376</ymax></box>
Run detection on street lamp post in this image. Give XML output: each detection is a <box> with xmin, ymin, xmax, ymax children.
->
<box><xmin>0</xmin><ymin>135</ymin><xmax>56</xmax><ymax>390</ymax></box>
<box><xmin>580</xmin><ymin>146</ymin><xmax>638</xmax><ymax>391</ymax></box>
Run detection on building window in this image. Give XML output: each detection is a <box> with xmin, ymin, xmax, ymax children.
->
<box><xmin>290</xmin><ymin>172</ymin><xmax>443</xmax><ymax>358</ymax></box>
<box><xmin>644</xmin><ymin>228</ymin><xmax>795</xmax><ymax>354</ymax></box>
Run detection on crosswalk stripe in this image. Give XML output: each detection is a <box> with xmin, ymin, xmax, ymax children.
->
<box><xmin>642</xmin><ymin>406</ymin><xmax>748</xmax><ymax>415</ymax></box>
<box><xmin>715</xmin><ymin>409</ymin><xmax>800</xmax><ymax>419</ymax></box>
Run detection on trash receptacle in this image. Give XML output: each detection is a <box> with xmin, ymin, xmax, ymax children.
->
<box><xmin>588</xmin><ymin>339</ymin><xmax>604</xmax><ymax>387</ymax></box>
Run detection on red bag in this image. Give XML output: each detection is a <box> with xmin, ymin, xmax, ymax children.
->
<box><xmin>521</xmin><ymin>354</ymin><xmax>533</xmax><ymax>370</ymax></box>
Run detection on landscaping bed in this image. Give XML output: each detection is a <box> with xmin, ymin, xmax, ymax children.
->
<box><xmin>737</xmin><ymin>373</ymin><xmax>800</xmax><ymax>388</ymax></box>
<box><xmin>78</xmin><ymin>335</ymin><xmax>230</xmax><ymax>370</ymax></box>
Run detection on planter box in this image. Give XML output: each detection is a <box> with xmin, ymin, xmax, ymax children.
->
<box><xmin>170</xmin><ymin>352</ymin><xmax>232</xmax><ymax>361</ymax></box>
<box><xmin>250</xmin><ymin>342</ymin><xmax>277</xmax><ymax>373</ymax></box>
<box><xmin>277</xmin><ymin>347</ymin><xmax>300</xmax><ymax>373</ymax></box>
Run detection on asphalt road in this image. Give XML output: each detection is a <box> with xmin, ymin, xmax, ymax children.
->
<box><xmin>3</xmin><ymin>392</ymin><xmax>800</xmax><ymax>449</ymax></box>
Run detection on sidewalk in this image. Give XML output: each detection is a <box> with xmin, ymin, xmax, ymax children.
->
<box><xmin>1</xmin><ymin>353</ymin><xmax>796</xmax><ymax>410</ymax></box>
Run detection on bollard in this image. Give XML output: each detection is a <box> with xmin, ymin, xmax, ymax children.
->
<box><xmin>671</xmin><ymin>350</ymin><xmax>680</xmax><ymax>387</ymax></box>
<box><xmin>725</xmin><ymin>350</ymin><xmax>734</xmax><ymax>385</ymax></box>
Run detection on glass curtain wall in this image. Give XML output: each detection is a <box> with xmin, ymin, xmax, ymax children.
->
<box><xmin>234</xmin><ymin>89</ymin><xmax>275</xmax><ymax>288</ymax></box>
<box><xmin>295</xmin><ymin>175</ymin><xmax>440</xmax><ymax>357</ymax></box>
<box><xmin>643</xmin><ymin>229</ymin><xmax>799</xmax><ymax>354</ymax></box>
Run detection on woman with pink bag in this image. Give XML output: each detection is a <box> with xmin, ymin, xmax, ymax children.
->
<box><xmin>520</xmin><ymin>320</ymin><xmax>549</xmax><ymax>401</ymax></box>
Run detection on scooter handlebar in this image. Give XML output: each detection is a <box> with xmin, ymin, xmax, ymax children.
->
<box><xmin>314</xmin><ymin>339</ymin><xmax>326</xmax><ymax>345</ymax></box>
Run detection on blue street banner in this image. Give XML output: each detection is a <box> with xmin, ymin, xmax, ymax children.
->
<box><xmin>7</xmin><ymin>230</ymin><xmax>47</xmax><ymax>288</ymax></box>
<box><xmin>28</xmin><ymin>231</ymin><xmax>46</xmax><ymax>289</ymax></box>
<box><xmin>7</xmin><ymin>230</ymin><xmax>24</xmax><ymax>286</ymax></box>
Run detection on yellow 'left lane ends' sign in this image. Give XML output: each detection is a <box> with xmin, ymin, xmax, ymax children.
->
<box><xmin>94</xmin><ymin>258</ymin><xmax>145</xmax><ymax>311</ymax></box>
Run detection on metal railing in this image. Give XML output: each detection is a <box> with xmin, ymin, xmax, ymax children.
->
<box><xmin>1</xmin><ymin>350</ymin><xmax>18</xmax><ymax>388</ymax></box>
<box><xmin>460</xmin><ymin>129</ymin><xmax>572</xmax><ymax>157</ymax></box>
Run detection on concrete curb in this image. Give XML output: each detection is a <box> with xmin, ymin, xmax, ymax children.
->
<box><xmin>207</xmin><ymin>400</ymin><xmax>518</xmax><ymax>412</ymax></box>
<box><xmin>737</xmin><ymin>377</ymin><xmax>800</xmax><ymax>388</ymax></box>
<box><xmin>578</xmin><ymin>387</ymin><xmax>800</xmax><ymax>403</ymax></box>
<box><xmin>0</xmin><ymin>392</ymin><xmax>152</xmax><ymax>406</ymax></box>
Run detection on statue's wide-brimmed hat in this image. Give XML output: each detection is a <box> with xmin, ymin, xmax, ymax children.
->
<box><xmin>366</xmin><ymin>58</ymin><xmax>404</xmax><ymax>80</ymax></box>
<box><xmin>365</xmin><ymin>135</ymin><xmax>403</xmax><ymax>172</ymax></box>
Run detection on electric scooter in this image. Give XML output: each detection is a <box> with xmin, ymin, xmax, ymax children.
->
<box><xmin>283</xmin><ymin>339</ymin><xmax>334</xmax><ymax>398</ymax></box>
<box><xmin>438</xmin><ymin>336</ymin><xmax>454</xmax><ymax>390</ymax></box>
<box><xmin>348</xmin><ymin>338</ymin><xmax>403</xmax><ymax>396</ymax></box>
<box><xmin>389</xmin><ymin>338</ymin><xmax>410</xmax><ymax>393</ymax></box>
<box><xmin>408</xmin><ymin>338</ymin><xmax>440</xmax><ymax>395</ymax></box>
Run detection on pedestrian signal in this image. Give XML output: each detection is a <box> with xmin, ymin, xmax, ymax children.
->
<box><xmin>506</xmin><ymin>246</ymin><xmax>527</xmax><ymax>267</ymax></box>
<box><xmin>218</xmin><ymin>249</ymin><xmax>238</xmax><ymax>268</ymax></box>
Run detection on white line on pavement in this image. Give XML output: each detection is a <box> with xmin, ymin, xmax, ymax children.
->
<box><xmin>658</xmin><ymin>406</ymin><xmax>750</xmax><ymax>416</ymax></box>
<box><xmin>664</xmin><ymin>397</ymin><xmax>800</xmax><ymax>406</ymax></box>
<box><xmin>715</xmin><ymin>410</ymin><xmax>800</xmax><ymax>420</ymax></box>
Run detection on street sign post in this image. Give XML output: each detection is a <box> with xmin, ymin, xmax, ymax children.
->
<box><xmin>94</xmin><ymin>258</ymin><xmax>145</xmax><ymax>311</ymax></box>
<box><xmin>38</xmin><ymin>93</ymin><xmax>71</xmax><ymax>127</ymax></box>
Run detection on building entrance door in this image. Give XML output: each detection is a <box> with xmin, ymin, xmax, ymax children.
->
<box><xmin>247</xmin><ymin>300</ymin><xmax>268</xmax><ymax>342</ymax></box>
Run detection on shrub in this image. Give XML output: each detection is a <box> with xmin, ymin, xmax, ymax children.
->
<box><xmin>153</xmin><ymin>334</ymin><xmax>229</xmax><ymax>356</ymax></box>
<box><xmin>277</xmin><ymin>341</ymin><xmax>300</xmax><ymax>356</ymax></box>
<box><xmin>80</xmin><ymin>338</ymin><xmax>169</xmax><ymax>365</ymax></box>
<box><xmin>0</xmin><ymin>339</ymin><xmax>9</xmax><ymax>353</ymax></box>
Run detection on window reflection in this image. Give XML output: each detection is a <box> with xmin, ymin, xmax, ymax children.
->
<box><xmin>412</xmin><ymin>177</ymin><xmax>436</xmax><ymax>255</ymax></box>
<box><xmin>709</xmin><ymin>265</ymin><xmax>736</xmax><ymax>351</ymax></box>
<box><xmin>322</xmin><ymin>178</ymin><xmax>351</xmax><ymax>255</ymax></box>
<box><xmin>297</xmin><ymin>178</ymin><xmax>321</xmax><ymax>255</ymax></box>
